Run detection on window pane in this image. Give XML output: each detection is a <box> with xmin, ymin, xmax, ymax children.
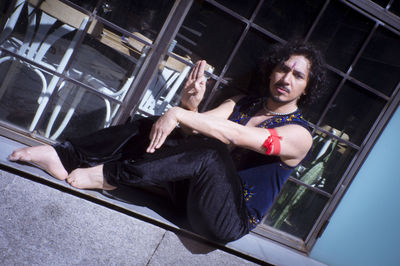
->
<box><xmin>322</xmin><ymin>81</ymin><xmax>387</xmax><ymax>146</ymax></box>
<box><xmin>0</xmin><ymin>2</ymin><xmax>89</xmax><ymax>73</ymax></box>
<box><xmin>1</xmin><ymin>0</ymin><xmax>12</xmax><ymax>15</ymax></box>
<box><xmin>136</xmin><ymin>53</ymin><xmax>216</xmax><ymax>116</ymax></box>
<box><xmin>370</xmin><ymin>0</ymin><xmax>390</xmax><ymax>8</ymax></box>
<box><xmin>293</xmin><ymin>128</ymin><xmax>358</xmax><ymax>194</ymax></box>
<box><xmin>224</xmin><ymin>29</ymin><xmax>277</xmax><ymax>95</ymax></box>
<box><xmin>0</xmin><ymin>61</ymin><xmax>49</xmax><ymax>130</ymax></box>
<box><xmin>254</xmin><ymin>0</ymin><xmax>325</xmax><ymax>41</ymax></box>
<box><xmin>136</xmin><ymin>55</ymin><xmax>190</xmax><ymax>116</ymax></box>
<box><xmin>351</xmin><ymin>26</ymin><xmax>400</xmax><ymax>96</ymax></box>
<box><xmin>97</xmin><ymin>0</ymin><xmax>175</xmax><ymax>41</ymax></box>
<box><xmin>390</xmin><ymin>0</ymin><xmax>400</xmax><ymax>16</ymax></box>
<box><xmin>309</xmin><ymin>0</ymin><xmax>375</xmax><ymax>72</ymax></box>
<box><xmin>68</xmin><ymin>0</ymin><xmax>98</xmax><ymax>12</ymax></box>
<box><xmin>174</xmin><ymin>0</ymin><xmax>245</xmax><ymax>74</ymax></box>
<box><xmin>264</xmin><ymin>181</ymin><xmax>329</xmax><ymax>240</ymax></box>
<box><xmin>38</xmin><ymin>81</ymin><xmax>119</xmax><ymax>141</ymax></box>
<box><xmin>67</xmin><ymin>32</ymin><xmax>148</xmax><ymax>101</ymax></box>
<box><xmin>301</xmin><ymin>71</ymin><xmax>341</xmax><ymax>124</ymax></box>
<box><xmin>214</xmin><ymin>0</ymin><xmax>259</xmax><ymax>18</ymax></box>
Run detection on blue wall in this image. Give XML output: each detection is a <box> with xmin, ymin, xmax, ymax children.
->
<box><xmin>310</xmin><ymin>107</ymin><xmax>400</xmax><ymax>266</ymax></box>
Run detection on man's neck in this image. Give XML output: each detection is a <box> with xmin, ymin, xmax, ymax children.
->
<box><xmin>264</xmin><ymin>98</ymin><xmax>298</xmax><ymax>115</ymax></box>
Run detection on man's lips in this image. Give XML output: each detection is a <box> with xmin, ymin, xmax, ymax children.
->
<box><xmin>275</xmin><ymin>86</ymin><xmax>290</xmax><ymax>94</ymax></box>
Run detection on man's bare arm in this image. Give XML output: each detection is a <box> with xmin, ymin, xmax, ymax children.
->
<box><xmin>147</xmin><ymin>107</ymin><xmax>312</xmax><ymax>166</ymax></box>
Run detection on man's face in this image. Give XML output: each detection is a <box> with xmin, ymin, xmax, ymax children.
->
<box><xmin>268</xmin><ymin>55</ymin><xmax>310</xmax><ymax>105</ymax></box>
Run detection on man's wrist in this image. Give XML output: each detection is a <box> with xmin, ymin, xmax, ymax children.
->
<box><xmin>169</xmin><ymin>106</ymin><xmax>183</xmax><ymax>124</ymax></box>
<box><xmin>180</xmin><ymin>103</ymin><xmax>198</xmax><ymax>112</ymax></box>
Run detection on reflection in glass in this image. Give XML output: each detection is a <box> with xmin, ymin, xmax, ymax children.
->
<box><xmin>254</xmin><ymin>0</ymin><xmax>324</xmax><ymax>41</ymax></box>
<box><xmin>351</xmin><ymin>26</ymin><xmax>400</xmax><ymax>96</ymax></box>
<box><xmin>67</xmin><ymin>33</ymin><xmax>148</xmax><ymax>102</ymax></box>
<box><xmin>1</xmin><ymin>1</ymin><xmax>11</xmax><ymax>13</ymax></box>
<box><xmin>175</xmin><ymin>0</ymin><xmax>245</xmax><ymax>74</ymax></box>
<box><xmin>370</xmin><ymin>0</ymin><xmax>390</xmax><ymax>8</ymax></box>
<box><xmin>301</xmin><ymin>71</ymin><xmax>340</xmax><ymax>124</ymax></box>
<box><xmin>309</xmin><ymin>0</ymin><xmax>374</xmax><ymax>72</ymax></box>
<box><xmin>214</xmin><ymin>0</ymin><xmax>259</xmax><ymax>18</ymax></box>
<box><xmin>292</xmin><ymin>127</ymin><xmax>357</xmax><ymax>194</ymax></box>
<box><xmin>0</xmin><ymin>61</ymin><xmax>49</xmax><ymax>129</ymax></box>
<box><xmin>390</xmin><ymin>1</ymin><xmax>400</xmax><ymax>16</ymax></box>
<box><xmin>0</xmin><ymin>1</ymin><xmax>88</xmax><ymax>72</ymax></box>
<box><xmin>322</xmin><ymin>81</ymin><xmax>386</xmax><ymax>146</ymax></box>
<box><xmin>136</xmin><ymin>54</ymin><xmax>214</xmax><ymax>116</ymax></box>
<box><xmin>97</xmin><ymin>0</ymin><xmax>174</xmax><ymax>41</ymax></box>
<box><xmin>136</xmin><ymin>55</ymin><xmax>192</xmax><ymax>116</ymax></box>
<box><xmin>224</xmin><ymin>29</ymin><xmax>277</xmax><ymax>96</ymax></box>
<box><xmin>39</xmin><ymin>82</ymin><xmax>119</xmax><ymax>141</ymax></box>
<box><xmin>264</xmin><ymin>181</ymin><xmax>329</xmax><ymax>239</ymax></box>
<box><xmin>68</xmin><ymin>0</ymin><xmax>98</xmax><ymax>12</ymax></box>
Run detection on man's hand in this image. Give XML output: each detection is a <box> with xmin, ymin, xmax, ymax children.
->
<box><xmin>180</xmin><ymin>60</ymin><xmax>207</xmax><ymax>111</ymax></box>
<box><xmin>146</xmin><ymin>108</ymin><xmax>179</xmax><ymax>153</ymax></box>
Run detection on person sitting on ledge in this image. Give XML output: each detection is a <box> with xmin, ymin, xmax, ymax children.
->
<box><xmin>9</xmin><ymin>41</ymin><xmax>326</xmax><ymax>243</ymax></box>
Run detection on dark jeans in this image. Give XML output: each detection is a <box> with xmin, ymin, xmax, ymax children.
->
<box><xmin>54</xmin><ymin>116</ymin><xmax>249</xmax><ymax>242</ymax></box>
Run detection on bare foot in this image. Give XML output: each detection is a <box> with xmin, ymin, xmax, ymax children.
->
<box><xmin>66</xmin><ymin>165</ymin><xmax>116</xmax><ymax>190</ymax></box>
<box><xmin>8</xmin><ymin>145</ymin><xmax>68</xmax><ymax>180</ymax></box>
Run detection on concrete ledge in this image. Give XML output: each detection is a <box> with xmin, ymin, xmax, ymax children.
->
<box><xmin>0</xmin><ymin>135</ymin><xmax>326</xmax><ymax>266</ymax></box>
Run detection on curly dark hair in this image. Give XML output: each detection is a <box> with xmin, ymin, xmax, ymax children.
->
<box><xmin>261</xmin><ymin>40</ymin><xmax>327</xmax><ymax>108</ymax></box>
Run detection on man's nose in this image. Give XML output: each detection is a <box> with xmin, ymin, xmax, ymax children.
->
<box><xmin>281</xmin><ymin>72</ymin><xmax>291</xmax><ymax>83</ymax></box>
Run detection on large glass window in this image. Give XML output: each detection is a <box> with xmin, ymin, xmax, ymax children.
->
<box><xmin>1</xmin><ymin>0</ymin><xmax>399</xmax><ymax>253</ymax></box>
<box><xmin>0</xmin><ymin>0</ymin><xmax>175</xmax><ymax>140</ymax></box>
<box><xmin>170</xmin><ymin>0</ymin><xmax>400</xmax><ymax>252</ymax></box>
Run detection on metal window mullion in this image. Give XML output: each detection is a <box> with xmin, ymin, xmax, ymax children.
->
<box><xmin>166</xmin><ymin>51</ymin><xmax>223</xmax><ymax>83</ymax></box>
<box><xmin>309</xmin><ymin>122</ymin><xmax>361</xmax><ymax>150</ymax></box>
<box><xmin>250</xmin><ymin>23</ymin><xmax>286</xmax><ymax>44</ymax></box>
<box><xmin>202</xmin><ymin>0</ymin><xmax>266</xmax><ymax>110</ymax></box>
<box><xmin>344</xmin><ymin>0</ymin><xmax>400</xmax><ymax>30</ymax></box>
<box><xmin>61</xmin><ymin>76</ymin><xmax>124</xmax><ymax>104</ymax></box>
<box><xmin>313</xmin><ymin>13</ymin><xmax>379</xmax><ymax>129</ymax></box>
<box><xmin>204</xmin><ymin>0</ymin><xmax>256</xmax><ymax>24</ymax></box>
<box><xmin>0</xmin><ymin>0</ymin><xmax>18</xmax><ymax>33</ymax></box>
<box><xmin>92</xmin><ymin>15</ymin><xmax>154</xmax><ymax>47</ymax></box>
<box><xmin>0</xmin><ymin>48</ymin><xmax>125</xmax><ymax>103</ymax></box>
<box><xmin>115</xmin><ymin>0</ymin><xmax>194</xmax><ymax>124</ymax></box>
<box><xmin>314</xmin><ymin>21</ymin><xmax>378</xmax><ymax>127</ymax></box>
<box><xmin>201</xmin><ymin>24</ymin><xmax>252</xmax><ymax>110</ymax></box>
<box><xmin>286</xmin><ymin>177</ymin><xmax>332</xmax><ymax>198</ymax></box>
<box><xmin>304</xmin><ymin>148</ymin><xmax>364</xmax><ymax>246</ymax></box>
<box><xmin>0</xmin><ymin>47</ymin><xmax>123</xmax><ymax>104</ymax></box>
<box><xmin>0</xmin><ymin>46</ymin><xmax>59</xmax><ymax>76</ymax></box>
<box><xmin>315</xmin><ymin>76</ymin><xmax>347</xmax><ymax>128</ymax></box>
<box><xmin>346</xmin><ymin>22</ymin><xmax>379</xmax><ymax>76</ymax></box>
<box><xmin>29</xmin><ymin>14</ymin><xmax>92</xmax><ymax>132</ymax></box>
<box><xmin>346</xmin><ymin>75</ymin><xmax>390</xmax><ymax>100</ymax></box>
<box><xmin>322</xmin><ymin>63</ymin><xmax>389</xmax><ymax>99</ymax></box>
<box><xmin>305</xmin><ymin>0</ymin><xmax>331</xmax><ymax>41</ymax></box>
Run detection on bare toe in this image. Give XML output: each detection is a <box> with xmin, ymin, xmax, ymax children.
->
<box><xmin>8</xmin><ymin>148</ymin><xmax>30</xmax><ymax>161</ymax></box>
<box><xmin>9</xmin><ymin>145</ymin><xmax>68</xmax><ymax>181</ymax></box>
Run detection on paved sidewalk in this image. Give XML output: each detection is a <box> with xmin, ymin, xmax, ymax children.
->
<box><xmin>0</xmin><ymin>168</ymin><xmax>256</xmax><ymax>265</ymax></box>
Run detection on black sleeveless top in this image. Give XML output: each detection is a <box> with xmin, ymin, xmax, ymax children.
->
<box><xmin>228</xmin><ymin>96</ymin><xmax>310</xmax><ymax>229</ymax></box>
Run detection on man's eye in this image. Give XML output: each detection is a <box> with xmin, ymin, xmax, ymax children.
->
<box><xmin>294</xmin><ymin>73</ymin><xmax>304</xmax><ymax>79</ymax></box>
